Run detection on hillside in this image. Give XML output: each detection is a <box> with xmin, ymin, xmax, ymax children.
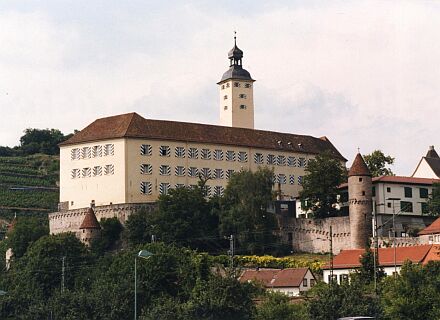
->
<box><xmin>0</xmin><ymin>154</ymin><xmax>59</xmax><ymax>221</ymax></box>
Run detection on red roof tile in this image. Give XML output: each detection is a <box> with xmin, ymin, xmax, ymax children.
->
<box><xmin>348</xmin><ymin>153</ymin><xmax>371</xmax><ymax>177</ymax></box>
<box><xmin>324</xmin><ymin>245</ymin><xmax>433</xmax><ymax>269</ymax></box>
<box><xmin>419</xmin><ymin>217</ymin><xmax>440</xmax><ymax>235</ymax></box>
<box><xmin>239</xmin><ymin>268</ymin><xmax>312</xmax><ymax>288</ymax></box>
<box><xmin>79</xmin><ymin>207</ymin><xmax>101</xmax><ymax>230</ymax></box>
<box><xmin>59</xmin><ymin>113</ymin><xmax>346</xmax><ymax>160</ymax></box>
<box><xmin>422</xmin><ymin>245</ymin><xmax>440</xmax><ymax>264</ymax></box>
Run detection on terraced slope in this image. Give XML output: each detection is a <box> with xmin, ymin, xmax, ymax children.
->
<box><xmin>0</xmin><ymin>154</ymin><xmax>59</xmax><ymax>220</ymax></box>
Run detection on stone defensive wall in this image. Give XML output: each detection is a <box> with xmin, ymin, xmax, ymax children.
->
<box><xmin>281</xmin><ymin>216</ymin><xmax>352</xmax><ymax>254</ymax></box>
<box><xmin>49</xmin><ymin>203</ymin><xmax>157</xmax><ymax>237</ymax></box>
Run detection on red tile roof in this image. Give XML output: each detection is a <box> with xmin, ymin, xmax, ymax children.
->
<box><xmin>59</xmin><ymin>113</ymin><xmax>346</xmax><ymax>160</ymax></box>
<box><xmin>324</xmin><ymin>245</ymin><xmax>433</xmax><ymax>269</ymax></box>
<box><xmin>79</xmin><ymin>207</ymin><xmax>101</xmax><ymax>230</ymax></box>
<box><xmin>422</xmin><ymin>245</ymin><xmax>440</xmax><ymax>264</ymax></box>
<box><xmin>239</xmin><ymin>268</ymin><xmax>312</xmax><ymax>288</ymax></box>
<box><xmin>339</xmin><ymin>175</ymin><xmax>440</xmax><ymax>189</ymax></box>
<box><xmin>419</xmin><ymin>217</ymin><xmax>440</xmax><ymax>235</ymax></box>
<box><xmin>348</xmin><ymin>153</ymin><xmax>371</xmax><ymax>177</ymax></box>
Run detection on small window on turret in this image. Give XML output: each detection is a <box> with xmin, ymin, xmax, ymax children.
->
<box><xmin>234</xmin><ymin>82</ymin><xmax>240</xmax><ymax>87</ymax></box>
<box><xmin>239</xmin><ymin>94</ymin><xmax>247</xmax><ymax>99</ymax></box>
<box><xmin>224</xmin><ymin>106</ymin><xmax>228</xmax><ymax>110</ymax></box>
<box><xmin>245</xmin><ymin>83</ymin><xmax>251</xmax><ymax>88</ymax></box>
<box><xmin>226</xmin><ymin>83</ymin><xmax>230</xmax><ymax>88</ymax></box>
<box><xmin>224</xmin><ymin>95</ymin><xmax>228</xmax><ymax>100</ymax></box>
<box><xmin>240</xmin><ymin>105</ymin><xmax>246</xmax><ymax>110</ymax></box>
<box><xmin>359</xmin><ymin>178</ymin><xmax>363</xmax><ymax>182</ymax></box>
<box><xmin>221</xmin><ymin>85</ymin><xmax>225</xmax><ymax>89</ymax></box>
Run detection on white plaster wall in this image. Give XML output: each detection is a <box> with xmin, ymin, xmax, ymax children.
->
<box><xmin>413</xmin><ymin>159</ymin><xmax>439</xmax><ymax>179</ymax></box>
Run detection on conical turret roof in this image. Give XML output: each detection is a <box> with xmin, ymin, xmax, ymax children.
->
<box><xmin>426</xmin><ymin>146</ymin><xmax>439</xmax><ymax>159</ymax></box>
<box><xmin>348</xmin><ymin>153</ymin><xmax>371</xmax><ymax>177</ymax></box>
<box><xmin>79</xmin><ymin>207</ymin><xmax>101</xmax><ymax>230</ymax></box>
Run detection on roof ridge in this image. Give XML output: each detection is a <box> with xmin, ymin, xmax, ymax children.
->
<box><xmin>122</xmin><ymin>112</ymin><xmax>139</xmax><ymax>137</ymax></box>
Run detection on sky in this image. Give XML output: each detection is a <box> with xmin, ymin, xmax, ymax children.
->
<box><xmin>0</xmin><ymin>0</ymin><xmax>439</xmax><ymax>175</ymax></box>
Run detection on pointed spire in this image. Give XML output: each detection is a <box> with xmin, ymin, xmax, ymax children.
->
<box><xmin>426</xmin><ymin>146</ymin><xmax>439</xmax><ymax>159</ymax></box>
<box><xmin>79</xmin><ymin>206</ymin><xmax>101</xmax><ymax>230</ymax></box>
<box><xmin>348</xmin><ymin>153</ymin><xmax>371</xmax><ymax>177</ymax></box>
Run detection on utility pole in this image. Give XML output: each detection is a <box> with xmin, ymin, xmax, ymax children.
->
<box><xmin>61</xmin><ymin>256</ymin><xmax>66</xmax><ymax>293</ymax></box>
<box><xmin>228</xmin><ymin>235</ymin><xmax>235</xmax><ymax>274</ymax></box>
<box><xmin>329</xmin><ymin>226</ymin><xmax>334</xmax><ymax>281</ymax></box>
<box><xmin>151</xmin><ymin>234</ymin><xmax>156</xmax><ymax>243</ymax></box>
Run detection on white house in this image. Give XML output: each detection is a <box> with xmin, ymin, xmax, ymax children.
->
<box><xmin>412</xmin><ymin>146</ymin><xmax>440</xmax><ymax>179</ymax></box>
<box><xmin>239</xmin><ymin>267</ymin><xmax>316</xmax><ymax>297</ymax></box>
<box><xmin>323</xmin><ymin>244</ymin><xmax>440</xmax><ymax>284</ymax></box>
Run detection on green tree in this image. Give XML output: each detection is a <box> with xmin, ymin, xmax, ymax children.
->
<box><xmin>307</xmin><ymin>281</ymin><xmax>380</xmax><ymax>320</ymax></box>
<box><xmin>352</xmin><ymin>247</ymin><xmax>385</xmax><ymax>285</ymax></box>
<box><xmin>256</xmin><ymin>291</ymin><xmax>308</xmax><ymax>320</ymax></box>
<box><xmin>6</xmin><ymin>216</ymin><xmax>48</xmax><ymax>259</ymax></box>
<box><xmin>427</xmin><ymin>183</ymin><xmax>440</xmax><ymax>216</ymax></box>
<box><xmin>363</xmin><ymin>150</ymin><xmax>395</xmax><ymax>177</ymax></box>
<box><xmin>219</xmin><ymin>167</ymin><xmax>280</xmax><ymax>255</ymax></box>
<box><xmin>19</xmin><ymin>128</ymin><xmax>69</xmax><ymax>155</ymax></box>
<box><xmin>299</xmin><ymin>152</ymin><xmax>346</xmax><ymax>218</ymax></box>
<box><xmin>125</xmin><ymin>185</ymin><xmax>219</xmax><ymax>252</ymax></box>
<box><xmin>91</xmin><ymin>217</ymin><xmax>123</xmax><ymax>253</ymax></box>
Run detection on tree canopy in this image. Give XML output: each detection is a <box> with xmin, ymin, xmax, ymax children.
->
<box><xmin>427</xmin><ymin>182</ymin><xmax>440</xmax><ymax>216</ymax></box>
<box><xmin>299</xmin><ymin>152</ymin><xmax>347</xmax><ymax>218</ymax></box>
<box><xmin>363</xmin><ymin>150</ymin><xmax>395</xmax><ymax>177</ymax></box>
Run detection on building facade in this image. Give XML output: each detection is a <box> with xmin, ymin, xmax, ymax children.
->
<box><xmin>50</xmin><ymin>39</ymin><xmax>345</xmax><ymax>235</ymax></box>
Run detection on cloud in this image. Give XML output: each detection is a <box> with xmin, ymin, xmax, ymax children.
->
<box><xmin>0</xmin><ymin>1</ymin><xmax>439</xmax><ymax>175</ymax></box>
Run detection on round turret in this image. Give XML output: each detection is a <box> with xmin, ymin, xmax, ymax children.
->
<box><xmin>79</xmin><ymin>206</ymin><xmax>101</xmax><ymax>246</ymax></box>
<box><xmin>348</xmin><ymin>153</ymin><xmax>373</xmax><ymax>249</ymax></box>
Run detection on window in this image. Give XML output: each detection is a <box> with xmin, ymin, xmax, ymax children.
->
<box><xmin>267</xmin><ymin>154</ymin><xmax>276</xmax><ymax>165</ymax></box>
<box><xmin>159</xmin><ymin>145</ymin><xmax>170</xmax><ymax>157</ymax></box>
<box><xmin>238</xmin><ymin>93</ymin><xmax>247</xmax><ymax>99</ymax></box>
<box><xmin>202</xmin><ymin>185</ymin><xmax>211</xmax><ymax>197</ymax></box>
<box><xmin>234</xmin><ymin>82</ymin><xmax>240</xmax><ymax>87</ymax></box>
<box><xmin>387</xmin><ymin>202</ymin><xmax>392</xmax><ymax>208</ymax></box>
<box><xmin>213</xmin><ymin>186</ymin><xmax>224</xmax><ymax>196</ymax></box>
<box><xmin>404</xmin><ymin>187</ymin><xmax>412</xmax><ymax>198</ymax></box>
<box><xmin>92</xmin><ymin>145</ymin><xmax>102</xmax><ymax>158</ymax></box>
<box><xmin>226</xmin><ymin>82</ymin><xmax>230</xmax><ymax>88</ymax></box>
<box><xmin>239</xmin><ymin>105</ymin><xmax>247</xmax><ymax>110</ymax></box>
<box><xmin>244</xmin><ymin>83</ymin><xmax>251</xmax><ymax>88</ymax></box>
<box><xmin>289</xmin><ymin>175</ymin><xmax>295</xmax><ymax>185</ymax></box>
<box><xmin>277</xmin><ymin>155</ymin><xmax>286</xmax><ymax>166</ymax></box>
<box><xmin>159</xmin><ymin>183</ymin><xmax>171</xmax><ymax>195</ymax></box>
<box><xmin>71</xmin><ymin>169</ymin><xmax>81</xmax><ymax>179</ymax></box>
<box><xmin>359</xmin><ymin>178</ymin><xmax>363</xmax><ymax>182</ymax></box>
<box><xmin>362</xmin><ymin>191</ymin><xmax>365</xmax><ymax>196</ymax></box>
<box><xmin>140</xmin><ymin>164</ymin><xmax>152</xmax><ymax>175</ymax></box>
<box><xmin>159</xmin><ymin>165</ymin><xmax>171</xmax><ymax>176</ymax></box>
<box><xmin>93</xmin><ymin>166</ymin><xmax>102</xmax><ymax>177</ymax></box>
<box><xmin>175</xmin><ymin>184</ymin><xmax>185</xmax><ymax>189</ymax></box>
<box><xmin>400</xmin><ymin>201</ymin><xmax>413</xmax><ymax>213</ymax></box>
<box><xmin>238</xmin><ymin>151</ymin><xmax>248</xmax><ymax>162</ymax></box>
<box><xmin>201</xmin><ymin>149</ymin><xmax>211</xmax><ymax>160</ymax></box>
<box><xmin>287</xmin><ymin>156</ymin><xmax>296</xmax><ymax>167</ymax></box>
<box><xmin>200</xmin><ymin>168</ymin><xmax>211</xmax><ymax>179</ymax></box>
<box><xmin>303</xmin><ymin>278</ymin><xmax>308</xmax><ymax>287</ymax></box>
<box><xmin>188</xmin><ymin>147</ymin><xmax>198</xmax><ymax>159</ymax></box>
<box><xmin>226</xmin><ymin>150</ymin><xmax>235</xmax><ymax>161</ymax></box>
<box><xmin>188</xmin><ymin>167</ymin><xmax>198</xmax><ymax>177</ymax></box>
<box><xmin>224</xmin><ymin>106</ymin><xmax>228</xmax><ymax>110</ymax></box>
<box><xmin>175</xmin><ymin>166</ymin><xmax>185</xmax><ymax>176</ymax></box>
<box><xmin>420</xmin><ymin>188</ymin><xmax>429</xmax><ymax>198</ymax></box>
<box><xmin>214</xmin><ymin>169</ymin><xmax>224</xmax><ymax>179</ymax></box>
<box><xmin>71</xmin><ymin>148</ymin><xmax>81</xmax><ymax>160</ymax></box>
<box><xmin>422</xmin><ymin>202</ymin><xmax>429</xmax><ymax>214</ymax></box>
<box><xmin>328</xmin><ymin>275</ymin><xmax>337</xmax><ymax>283</ymax></box>
<box><xmin>254</xmin><ymin>153</ymin><xmax>263</xmax><ymax>164</ymax></box>
<box><xmin>223</xmin><ymin>95</ymin><xmax>228</xmax><ymax>100</ymax></box>
<box><xmin>298</xmin><ymin>176</ymin><xmax>303</xmax><ymax>185</ymax></box>
<box><xmin>298</xmin><ymin>157</ymin><xmax>306</xmax><ymax>167</ymax></box>
<box><xmin>278</xmin><ymin>174</ymin><xmax>286</xmax><ymax>184</ymax></box>
<box><xmin>221</xmin><ymin>84</ymin><xmax>225</xmax><ymax>89</ymax></box>
<box><xmin>104</xmin><ymin>144</ymin><xmax>114</xmax><ymax>156</ymax></box>
<box><xmin>372</xmin><ymin>186</ymin><xmax>376</xmax><ymax>196</ymax></box>
<box><xmin>104</xmin><ymin>164</ymin><xmax>114</xmax><ymax>175</ymax></box>
<box><xmin>82</xmin><ymin>167</ymin><xmax>91</xmax><ymax>178</ymax></box>
<box><xmin>340</xmin><ymin>274</ymin><xmax>349</xmax><ymax>283</ymax></box>
<box><xmin>140</xmin><ymin>182</ymin><xmax>152</xmax><ymax>195</ymax></box>
<box><xmin>82</xmin><ymin>147</ymin><xmax>91</xmax><ymax>159</ymax></box>
<box><xmin>226</xmin><ymin>169</ymin><xmax>235</xmax><ymax>179</ymax></box>
<box><xmin>140</xmin><ymin>144</ymin><xmax>152</xmax><ymax>156</ymax></box>
<box><xmin>214</xmin><ymin>149</ymin><xmax>223</xmax><ymax>161</ymax></box>
<box><xmin>387</xmin><ymin>187</ymin><xmax>391</xmax><ymax>193</ymax></box>
<box><xmin>310</xmin><ymin>279</ymin><xmax>316</xmax><ymax>287</ymax></box>
<box><xmin>175</xmin><ymin>146</ymin><xmax>185</xmax><ymax>158</ymax></box>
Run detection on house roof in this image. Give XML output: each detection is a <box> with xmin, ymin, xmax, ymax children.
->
<box><xmin>411</xmin><ymin>146</ymin><xmax>440</xmax><ymax>179</ymax></box>
<box><xmin>339</xmin><ymin>175</ymin><xmax>440</xmax><ymax>189</ymax></box>
<box><xmin>79</xmin><ymin>207</ymin><xmax>101</xmax><ymax>230</ymax></box>
<box><xmin>419</xmin><ymin>217</ymin><xmax>440</xmax><ymax>235</ymax></box>
<box><xmin>239</xmin><ymin>268</ymin><xmax>312</xmax><ymax>288</ymax></box>
<box><xmin>59</xmin><ymin>113</ymin><xmax>346</xmax><ymax>160</ymax></box>
<box><xmin>348</xmin><ymin>153</ymin><xmax>371</xmax><ymax>177</ymax></box>
<box><xmin>323</xmin><ymin>245</ymin><xmax>433</xmax><ymax>269</ymax></box>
